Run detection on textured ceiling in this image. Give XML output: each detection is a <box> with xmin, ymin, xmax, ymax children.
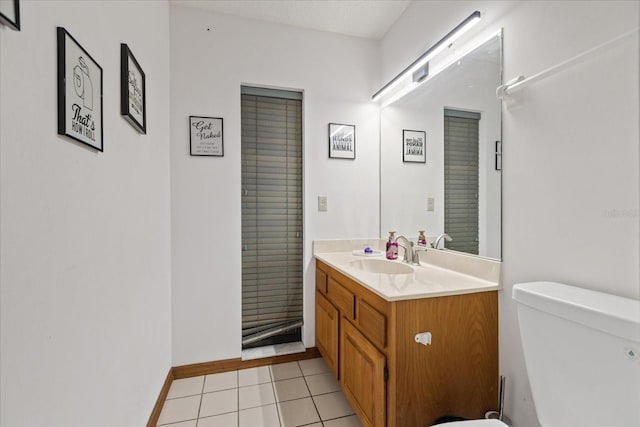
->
<box><xmin>170</xmin><ymin>0</ymin><xmax>412</xmax><ymax>40</ymax></box>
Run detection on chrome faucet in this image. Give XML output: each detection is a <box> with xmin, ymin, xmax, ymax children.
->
<box><xmin>412</xmin><ymin>245</ymin><xmax>427</xmax><ymax>264</ymax></box>
<box><xmin>432</xmin><ymin>233</ymin><xmax>452</xmax><ymax>249</ymax></box>
<box><xmin>393</xmin><ymin>235</ymin><xmax>414</xmax><ymax>264</ymax></box>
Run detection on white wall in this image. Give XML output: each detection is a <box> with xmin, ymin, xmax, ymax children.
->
<box><xmin>382</xmin><ymin>1</ymin><xmax>639</xmax><ymax>425</ymax></box>
<box><xmin>170</xmin><ymin>5</ymin><xmax>380</xmax><ymax>366</ymax></box>
<box><xmin>0</xmin><ymin>1</ymin><xmax>172</xmax><ymax>425</ymax></box>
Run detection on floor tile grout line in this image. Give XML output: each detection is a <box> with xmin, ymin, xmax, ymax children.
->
<box><xmin>202</xmin><ymin>385</ymin><xmax>240</xmax><ymax>395</ymax></box>
<box><xmin>237</xmin><ymin>381</ymin><xmax>273</xmax><ymax>389</ymax></box>
<box><xmin>273</xmin><ymin>377</ymin><xmax>322</xmax><ymax>427</ymax></box>
<box><xmin>157</xmin><ymin>417</ymin><xmax>198</xmax><ymax>427</ymax></box>
<box><xmin>202</xmin><ymin>370</ymin><xmax>239</xmax><ymax>395</ymax></box>
<box><xmin>195</xmin><ymin>378</ymin><xmax>204</xmax><ymax>422</ymax></box>
<box><xmin>270</xmin><ymin>360</ymin><xmax>304</xmax><ymax>382</ymax></box>
<box><xmin>271</xmin><ymin>374</ymin><xmax>311</xmax><ymax>403</ymax></box>
<box><xmin>272</xmin><ymin>394</ymin><xmax>317</xmax><ymax>405</ymax></box>
<box><xmin>236</xmin><ymin>369</ymin><xmax>240</xmax><ymax>413</ymax></box>
<box><xmin>159</xmin><ymin>392</ymin><xmax>202</xmax><ymax>426</ymax></box>
<box><xmin>299</xmin><ymin>360</ymin><xmax>324</xmax><ymax>423</ymax></box>
<box><xmin>269</xmin><ymin>368</ymin><xmax>284</xmax><ymax>427</ymax></box>
<box><xmin>194</xmin><ymin>373</ymin><xmax>205</xmax><ymax>425</ymax></box>
<box><xmin>197</xmin><ymin>371</ymin><xmax>239</xmax><ymax>422</ymax></box>
<box><xmin>165</xmin><ymin>392</ymin><xmax>203</xmax><ymax>401</ymax></box>
<box><xmin>197</xmin><ymin>409</ymin><xmax>238</xmax><ymax>421</ymax></box>
<box><xmin>237</xmin><ymin>369</ymin><xmax>240</xmax><ymax>425</ymax></box>
<box><xmin>303</xmin><ymin>363</ymin><xmax>357</xmax><ymax>422</ymax></box>
<box><xmin>165</xmin><ymin>375</ymin><xmax>207</xmax><ymax>401</ymax></box>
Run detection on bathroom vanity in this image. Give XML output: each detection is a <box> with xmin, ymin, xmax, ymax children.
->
<box><xmin>314</xmin><ymin>241</ymin><xmax>500</xmax><ymax>427</ymax></box>
<box><xmin>312</xmin><ymin>24</ymin><xmax>505</xmax><ymax>427</ymax></box>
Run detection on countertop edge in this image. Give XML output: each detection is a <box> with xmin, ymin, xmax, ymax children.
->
<box><xmin>314</xmin><ymin>252</ymin><xmax>501</xmax><ymax>302</ymax></box>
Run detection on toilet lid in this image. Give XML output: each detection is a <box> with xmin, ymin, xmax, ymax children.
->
<box><xmin>438</xmin><ymin>420</ymin><xmax>508</xmax><ymax>427</ymax></box>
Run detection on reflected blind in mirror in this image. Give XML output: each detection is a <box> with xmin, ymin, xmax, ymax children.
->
<box><xmin>241</xmin><ymin>87</ymin><xmax>303</xmax><ymax>348</ymax></box>
<box><xmin>444</xmin><ymin>109</ymin><xmax>480</xmax><ymax>255</ymax></box>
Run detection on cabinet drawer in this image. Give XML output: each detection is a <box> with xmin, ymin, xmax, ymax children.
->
<box><xmin>356</xmin><ymin>299</ymin><xmax>387</xmax><ymax>349</ymax></box>
<box><xmin>327</xmin><ymin>277</ymin><xmax>355</xmax><ymax>318</ymax></box>
<box><xmin>316</xmin><ymin>268</ymin><xmax>328</xmax><ymax>294</ymax></box>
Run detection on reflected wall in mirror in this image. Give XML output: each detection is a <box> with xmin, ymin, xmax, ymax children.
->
<box><xmin>380</xmin><ymin>32</ymin><xmax>502</xmax><ymax>259</ymax></box>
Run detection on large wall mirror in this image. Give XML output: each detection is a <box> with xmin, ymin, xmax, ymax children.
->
<box><xmin>380</xmin><ymin>32</ymin><xmax>503</xmax><ymax>259</ymax></box>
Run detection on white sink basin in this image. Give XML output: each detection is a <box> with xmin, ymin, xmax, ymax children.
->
<box><xmin>348</xmin><ymin>259</ymin><xmax>414</xmax><ymax>275</ymax></box>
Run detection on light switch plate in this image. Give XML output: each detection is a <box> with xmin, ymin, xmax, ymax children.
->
<box><xmin>427</xmin><ymin>197</ymin><xmax>435</xmax><ymax>211</ymax></box>
<box><xmin>318</xmin><ymin>196</ymin><xmax>328</xmax><ymax>212</ymax></box>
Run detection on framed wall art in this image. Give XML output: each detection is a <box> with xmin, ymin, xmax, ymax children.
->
<box><xmin>0</xmin><ymin>0</ymin><xmax>20</xmax><ymax>31</ymax></box>
<box><xmin>120</xmin><ymin>43</ymin><xmax>146</xmax><ymax>134</ymax></box>
<box><xmin>190</xmin><ymin>116</ymin><xmax>223</xmax><ymax>156</ymax></box>
<box><xmin>328</xmin><ymin>123</ymin><xmax>355</xmax><ymax>159</ymax></box>
<box><xmin>402</xmin><ymin>129</ymin><xmax>426</xmax><ymax>163</ymax></box>
<box><xmin>57</xmin><ymin>27</ymin><xmax>103</xmax><ymax>151</ymax></box>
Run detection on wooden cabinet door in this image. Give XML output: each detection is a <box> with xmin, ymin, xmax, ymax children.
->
<box><xmin>340</xmin><ymin>319</ymin><xmax>386</xmax><ymax>427</ymax></box>
<box><xmin>315</xmin><ymin>291</ymin><xmax>339</xmax><ymax>377</ymax></box>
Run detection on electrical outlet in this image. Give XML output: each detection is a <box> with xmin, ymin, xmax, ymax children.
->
<box><xmin>318</xmin><ymin>196</ymin><xmax>328</xmax><ymax>212</ymax></box>
<box><xmin>427</xmin><ymin>197</ymin><xmax>435</xmax><ymax>211</ymax></box>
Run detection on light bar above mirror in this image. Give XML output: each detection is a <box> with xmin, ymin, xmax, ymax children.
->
<box><xmin>372</xmin><ymin>10</ymin><xmax>481</xmax><ymax>103</ymax></box>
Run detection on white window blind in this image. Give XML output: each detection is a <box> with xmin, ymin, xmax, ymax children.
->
<box><xmin>241</xmin><ymin>87</ymin><xmax>303</xmax><ymax>347</ymax></box>
<box><xmin>444</xmin><ymin>109</ymin><xmax>480</xmax><ymax>255</ymax></box>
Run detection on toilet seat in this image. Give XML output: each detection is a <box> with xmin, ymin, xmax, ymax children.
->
<box><xmin>438</xmin><ymin>419</ymin><xmax>508</xmax><ymax>426</ymax></box>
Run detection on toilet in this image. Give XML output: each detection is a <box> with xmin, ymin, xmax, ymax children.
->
<box><xmin>442</xmin><ymin>281</ymin><xmax>640</xmax><ymax>427</ymax></box>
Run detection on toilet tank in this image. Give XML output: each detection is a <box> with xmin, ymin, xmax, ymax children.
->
<box><xmin>512</xmin><ymin>282</ymin><xmax>640</xmax><ymax>427</ymax></box>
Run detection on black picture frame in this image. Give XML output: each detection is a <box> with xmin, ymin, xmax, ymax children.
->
<box><xmin>120</xmin><ymin>44</ymin><xmax>146</xmax><ymax>134</ymax></box>
<box><xmin>0</xmin><ymin>0</ymin><xmax>20</xmax><ymax>31</ymax></box>
<box><xmin>189</xmin><ymin>116</ymin><xmax>224</xmax><ymax>157</ymax></box>
<box><xmin>328</xmin><ymin>123</ymin><xmax>355</xmax><ymax>159</ymax></box>
<box><xmin>57</xmin><ymin>27</ymin><xmax>103</xmax><ymax>151</ymax></box>
<box><xmin>402</xmin><ymin>129</ymin><xmax>426</xmax><ymax>163</ymax></box>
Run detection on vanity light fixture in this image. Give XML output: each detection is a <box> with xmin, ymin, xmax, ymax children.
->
<box><xmin>372</xmin><ymin>10</ymin><xmax>481</xmax><ymax>102</ymax></box>
<box><xmin>379</xmin><ymin>27</ymin><xmax>502</xmax><ymax>108</ymax></box>
<box><xmin>412</xmin><ymin>63</ymin><xmax>429</xmax><ymax>83</ymax></box>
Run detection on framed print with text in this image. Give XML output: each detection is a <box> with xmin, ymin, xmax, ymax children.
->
<box><xmin>57</xmin><ymin>27</ymin><xmax>103</xmax><ymax>151</ymax></box>
<box><xmin>402</xmin><ymin>129</ymin><xmax>426</xmax><ymax>163</ymax></box>
<box><xmin>0</xmin><ymin>0</ymin><xmax>20</xmax><ymax>31</ymax></box>
<box><xmin>328</xmin><ymin>123</ymin><xmax>355</xmax><ymax>159</ymax></box>
<box><xmin>121</xmin><ymin>43</ymin><xmax>146</xmax><ymax>134</ymax></box>
<box><xmin>190</xmin><ymin>116</ymin><xmax>223</xmax><ymax>156</ymax></box>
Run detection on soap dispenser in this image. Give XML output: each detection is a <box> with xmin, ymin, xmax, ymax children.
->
<box><xmin>386</xmin><ymin>232</ymin><xmax>398</xmax><ymax>260</ymax></box>
<box><xmin>418</xmin><ymin>230</ymin><xmax>428</xmax><ymax>247</ymax></box>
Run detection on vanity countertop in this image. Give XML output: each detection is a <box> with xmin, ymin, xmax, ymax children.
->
<box><xmin>314</xmin><ymin>239</ymin><xmax>501</xmax><ymax>302</ymax></box>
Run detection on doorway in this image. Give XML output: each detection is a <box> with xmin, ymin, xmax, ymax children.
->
<box><xmin>240</xmin><ymin>86</ymin><xmax>304</xmax><ymax>350</ymax></box>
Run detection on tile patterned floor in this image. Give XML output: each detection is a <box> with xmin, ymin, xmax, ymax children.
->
<box><xmin>157</xmin><ymin>358</ymin><xmax>362</xmax><ymax>427</ymax></box>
